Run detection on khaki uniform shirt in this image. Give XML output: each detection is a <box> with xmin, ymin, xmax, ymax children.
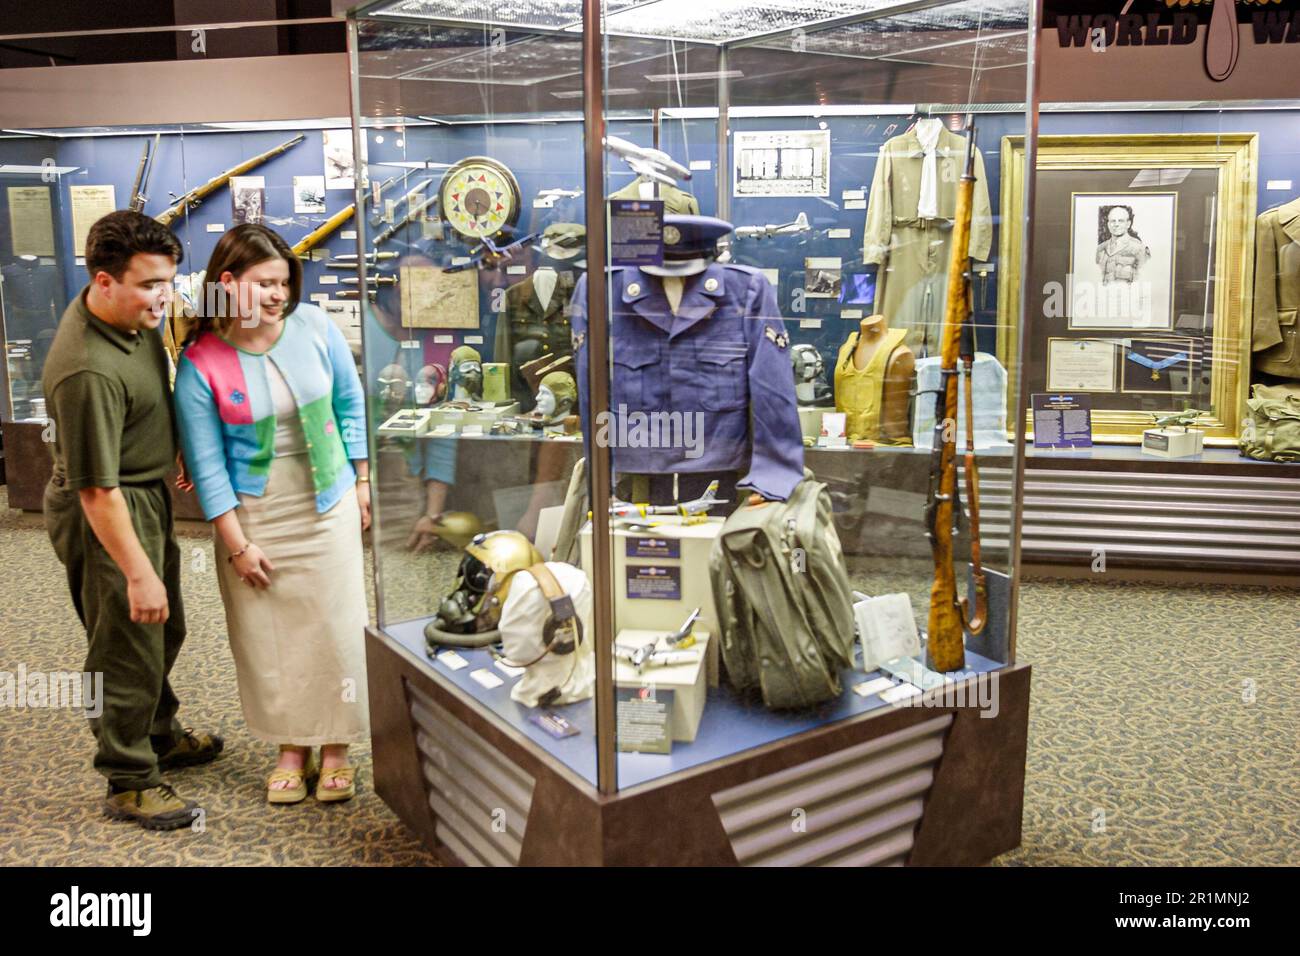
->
<box><xmin>1253</xmin><ymin>197</ymin><xmax>1300</xmax><ymax>379</ymax></box>
<box><xmin>41</xmin><ymin>287</ymin><xmax>176</xmax><ymax>489</ymax></box>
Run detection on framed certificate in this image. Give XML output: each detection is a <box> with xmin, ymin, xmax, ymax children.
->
<box><xmin>1046</xmin><ymin>338</ymin><xmax>1116</xmax><ymax>392</ymax></box>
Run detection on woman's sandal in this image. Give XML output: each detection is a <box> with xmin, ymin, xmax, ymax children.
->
<box><xmin>315</xmin><ymin>765</ymin><xmax>356</xmax><ymax>803</ymax></box>
<box><xmin>267</xmin><ymin>753</ymin><xmax>319</xmax><ymax>805</ymax></box>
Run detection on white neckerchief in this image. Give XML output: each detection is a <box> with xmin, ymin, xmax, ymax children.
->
<box><xmin>915</xmin><ymin>118</ymin><xmax>944</xmax><ymax>220</ymax></box>
<box><xmin>533</xmin><ymin>267</ymin><xmax>557</xmax><ymax>311</ymax></box>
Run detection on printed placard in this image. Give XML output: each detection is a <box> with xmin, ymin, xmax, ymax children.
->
<box><xmin>626</xmin><ymin>537</ymin><xmax>680</xmax><ymax>560</ymax></box>
<box><xmin>626</xmin><ymin>565</ymin><xmax>681</xmax><ymax>600</ymax></box>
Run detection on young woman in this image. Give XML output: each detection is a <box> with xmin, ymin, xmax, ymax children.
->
<box><xmin>174</xmin><ymin>224</ymin><xmax>370</xmax><ymax>804</ymax></box>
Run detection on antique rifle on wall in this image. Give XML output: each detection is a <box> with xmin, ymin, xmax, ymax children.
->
<box><xmin>923</xmin><ymin>123</ymin><xmax>988</xmax><ymax>674</ymax></box>
<box><xmin>154</xmin><ymin>133</ymin><xmax>305</xmax><ymax>227</ymax></box>
<box><xmin>292</xmin><ymin>203</ymin><xmax>358</xmax><ymax>258</ymax></box>
<box><xmin>129</xmin><ymin>134</ymin><xmax>161</xmax><ymax>213</ymax></box>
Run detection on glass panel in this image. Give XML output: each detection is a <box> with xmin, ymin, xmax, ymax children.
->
<box><xmin>596</xmin><ymin>0</ymin><xmax>1029</xmax><ymax>786</ymax></box>
<box><xmin>353</xmin><ymin>9</ymin><xmax>600</xmax><ymax>781</ymax></box>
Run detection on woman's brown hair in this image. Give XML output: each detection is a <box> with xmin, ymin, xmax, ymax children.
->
<box><xmin>188</xmin><ymin>223</ymin><xmax>303</xmax><ymax>343</ymax></box>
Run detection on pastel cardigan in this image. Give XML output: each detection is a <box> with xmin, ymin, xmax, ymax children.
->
<box><xmin>174</xmin><ymin>303</ymin><xmax>368</xmax><ymax>521</ymax></box>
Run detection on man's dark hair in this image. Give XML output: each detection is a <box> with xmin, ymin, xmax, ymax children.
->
<box><xmin>84</xmin><ymin>210</ymin><xmax>183</xmax><ymax>281</ymax></box>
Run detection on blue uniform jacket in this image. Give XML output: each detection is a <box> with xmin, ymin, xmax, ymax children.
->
<box><xmin>571</xmin><ymin>261</ymin><xmax>804</xmax><ymax>501</ymax></box>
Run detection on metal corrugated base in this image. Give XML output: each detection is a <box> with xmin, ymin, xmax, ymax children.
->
<box><xmin>1015</xmin><ymin>465</ymin><xmax>1300</xmax><ymax>571</ymax></box>
<box><xmin>406</xmin><ymin>681</ymin><xmax>536</xmax><ymax>867</ymax></box>
<box><xmin>710</xmin><ymin>714</ymin><xmax>953</xmax><ymax>866</ymax></box>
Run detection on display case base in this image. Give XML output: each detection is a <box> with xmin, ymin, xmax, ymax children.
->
<box><xmin>367</xmin><ymin>625</ymin><xmax>1030</xmax><ymax>867</ymax></box>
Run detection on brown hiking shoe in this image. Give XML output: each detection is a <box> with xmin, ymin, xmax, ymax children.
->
<box><xmin>104</xmin><ymin>783</ymin><xmax>199</xmax><ymax>831</ymax></box>
<box><xmin>156</xmin><ymin>728</ymin><xmax>225</xmax><ymax>770</ymax></box>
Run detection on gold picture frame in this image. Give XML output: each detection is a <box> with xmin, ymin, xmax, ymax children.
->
<box><xmin>998</xmin><ymin>133</ymin><xmax>1257</xmax><ymax>445</ymax></box>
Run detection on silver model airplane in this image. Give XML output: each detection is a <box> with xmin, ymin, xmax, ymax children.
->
<box><xmin>608</xmin><ymin>480</ymin><xmax>719</xmax><ymax>520</ymax></box>
<box><xmin>536</xmin><ymin>187</ymin><xmax>582</xmax><ymax>207</ymax></box>
<box><xmin>604</xmin><ymin>135</ymin><xmax>693</xmax><ymax>188</ymax></box>
<box><xmin>614</xmin><ymin>614</ymin><xmax>703</xmax><ymax>675</ymax></box>
<box><xmin>1152</xmin><ymin>409</ymin><xmax>1207</xmax><ymax>431</ymax></box>
<box><xmin>734</xmin><ymin>211</ymin><xmax>811</xmax><ymax>241</ymax></box>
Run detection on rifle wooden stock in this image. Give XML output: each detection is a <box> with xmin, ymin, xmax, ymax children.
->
<box><xmin>292</xmin><ymin>203</ymin><xmax>356</xmax><ymax>257</ymax></box>
<box><xmin>925</xmin><ymin>127</ymin><xmax>979</xmax><ymax>674</ymax></box>
<box><xmin>154</xmin><ymin>133</ymin><xmax>305</xmax><ymax>227</ymax></box>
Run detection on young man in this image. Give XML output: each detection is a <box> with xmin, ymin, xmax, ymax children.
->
<box><xmin>43</xmin><ymin>210</ymin><xmax>223</xmax><ymax>831</ymax></box>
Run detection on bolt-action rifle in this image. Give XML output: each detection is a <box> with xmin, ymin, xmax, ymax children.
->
<box><xmin>923</xmin><ymin>122</ymin><xmax>987</xmax><ymax>674</ymax></box>
<box><xmin>154</xmin><ymin>133</ymin><xmax>305</xmax><ymax>227</ymax></box>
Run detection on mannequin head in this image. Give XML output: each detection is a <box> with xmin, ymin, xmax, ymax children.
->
<box><xmin>535</xmin><ymin>371</ymin><xmax>577</xmax><ymax>422</ymax></box>
<box><xmin>450</xmin><ymin>345</ymin><xmax>483</xmax><ymax>401</ymax></box>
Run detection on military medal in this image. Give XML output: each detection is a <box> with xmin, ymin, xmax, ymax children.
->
<box><xmin>1126</xmin><ymin>349</ymin><xmax>1188</xmax><ymax>384</ymax></box>
<box><xmin>439</xmin><ymin>157</ymin><xmax>522</xmax><ymax>242</ymax></box>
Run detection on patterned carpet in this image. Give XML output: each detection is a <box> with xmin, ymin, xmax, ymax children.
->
<box><xmin>0</xmin><ymin>485</ymin><xmax>1296</xmax><ymax>866</ymax></box>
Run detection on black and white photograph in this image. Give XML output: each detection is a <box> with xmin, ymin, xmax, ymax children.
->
<box><xmin>229</xmin><ymin>175</ymin><xmax>265</xmax><ymax>225</ymax></box>
<box><xmin>804</xmin><ymin>256</ymin><xmax>842</xmax><ymax>299</ymax></box>
<box><xmin>293</xmin><ymin>174</ymin><xmax>326</xmax><ymax>214</ymax></box>
<box><xmin>1068</xmin><ymin>191</ymin><xmax>1176</xmax><ymax>331</ymax></box>
<box><xmin>734</xmin><ymin>129</ymin><xmax>831</xmax><ymax>197</ymax></box>
<box><xmin>322</xmin><ymin>128</ymin><xmax>355</xmax><ymax>190</ymax></box>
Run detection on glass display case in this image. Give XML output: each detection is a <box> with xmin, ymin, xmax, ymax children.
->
<box><xmin>0</xmin><ymin>119</ymin><xmax>364</xmax><ymax>509</ymax></box>
<box><xmin>349</xmin><ymin>0</ymin><xmax>1036</xmax><ymax>866</ymax></box>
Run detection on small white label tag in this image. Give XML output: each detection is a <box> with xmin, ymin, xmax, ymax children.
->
<box><xmin>761</xmin><ymin>268</ymin><xmax>779</xmax><ymax>287</ymax></box>
<box><xmin>799</xmin><ymin>318</ymin><xmax>822</xmax><ymax>329</ymax></box>
<box><xmin>844</xmin><ymin>199</ymin><xmax>866</xmax><ymax>210</ymax></box>
<box><xmin>842</xmin><ymin>189</ymin><xmax>865</xmax><ymax>201</ymax></box>
<box><xmin>206</xmin><ymin>223</ymin><xmax>225</xmax><ymax>233</ymax></box>
<box><xmin>75</xmin><ymin>257</ymin><xmax>85</xmax><ymax>266</ymax></box>
<box><xmin>399</xmin><ymin>339</ymin><xmax>421</xmax><ymax>350</ymax></box>
<box><xmin>39</xmin><ymin>257</ymin><xmax>56</xmax><ymax>266</ymax></box>
<box><xmin>451</xmin><ymin>256</ymin><xmax>472</xmax><ymax>266</ymax></box>
<box><xmin>1266</xmin><ymin>179</ymin><xmax>1293</xmax><ymax>191</ymax></box>
<box><xmin>464</xmin><ymin>335</ymin><xmax>484</xmax><ymax>344</ymax></box>
<box><xmin>319</xmin><ymin>275</ymin><xmax>339</xmax><ymax>285</ymax></box>
<box><xmin>853</xmin><ymin>676</ymin><xmax>897</xmax><ymax>698</ymax></box>
<box><xmin>507</xmin><ymin>265</ymin><xmax>527</xmax><ymax>275</ymax></box>
<box><xmin>494</xmin><ymin>659</ymin><xmax>526</xmax><ymax>678</ymax></box>
<box><xmin>827</xmin><ymin>228</ymin><xmax>851</xmax><ymax>239</ymax></box>
<box><xmin>689</xmin><ymin>160</ymin><xmax>712</xmax><ymax>171</ymax></box>
<box><xmin>880</xmin><ymin>682</ymin><xmax>922</xmax><ymax>704</ymax></box>
<box><xmin>310</xmin><ymin>293</ymin><xmax>330</xmax><ymax>304</ymax></box>
<box><xmin>461</xmin><ymin>424</ymin><xmax>484</xmax><ymax>436</ymax></box>
<box><xmin>841</xmin><ymin>308</ymin><xmax>863</xmax><ymax>320</ymax></box>
<box><xmin>436</xmin><ymin>650</ymin><xmax>468</xmax><ymax>671</ymax></box>
<box><xmin>341</xmin><ymin>229</ymin><xmax>357</xmax><ymax>240</ymax></box>
<box><xmin>433</xmin><ymin>334</ymin><xmax>454</xmax><ymax>344</ymax></box>
<box><xmin>470</xmin><ymin>668</ymin><xmax>504</xmax><ymax>689</ymax></box>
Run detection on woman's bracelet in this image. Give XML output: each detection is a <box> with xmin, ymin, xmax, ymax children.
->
<box><xmin>227</xmin><ymin>542</ymin><xmax>253</xmax><ymax>563</ymax></box>
<box><xmin>356</xmin><ymin>475</ymin><xmax>370</xmax><ymax>483</ymax></box>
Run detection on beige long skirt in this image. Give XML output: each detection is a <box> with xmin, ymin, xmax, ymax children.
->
<box><xmin>214</xmin><ymin>452</ymin><xmax>370</xmax><ymax>745</ymax></box>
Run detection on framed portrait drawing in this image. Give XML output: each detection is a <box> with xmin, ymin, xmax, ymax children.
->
<box><xmin>998</xmin><ymin>134</ymin><xmax>1257</xmax><ymax>444</ymax></box>
<box><xmin>1068</xmin><ymin>192</ymin><xmax>1177</xmax><ymax>331</ymax></box>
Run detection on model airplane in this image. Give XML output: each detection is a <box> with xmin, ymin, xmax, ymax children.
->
<box><xmin>604</xmin><ymin>135</ymin><xmax>693</xmax><ymax>188</ymax></box>
<box><xmin>613</xmin><ymin>640</ymin><xmax>701</xmax><ymax>675</ymax></box>
<box><xmin>734</xmin><ymin>212</ymin><xmax>811</xmax><ymax>241</ymax></box>
<box><xmin>445</xmin><ymin>231</ymin><xmax>540</xmax><ymax>273</ymax></box>
<box><xmin>608</xmin><ymin>480</ymin><xmax>719</xmax><ymax>520</ymax></box>
<box><xmin>1151</xmin><ymin>409</ymin><xmax>1208</xmax><ymax>431</ymax></box>
<box><xmin>536</xmin><ymin>187</ymin><xmax>582</xmax><ymax>208</ymax></box>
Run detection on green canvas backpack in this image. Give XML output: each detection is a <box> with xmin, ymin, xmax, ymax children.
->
<box><xmin>1239</xmin><ymin>383</ymin><xmax>1300</xmax><ymax>463</ymax></box>
<box><xmin>709</xmin><ymin>471</ymin><xmax>856</xmax><ymax>710</ymax></box>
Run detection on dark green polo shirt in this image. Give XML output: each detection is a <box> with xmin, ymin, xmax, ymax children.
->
<box><xmin>41</xmin><ymin>287</ymin><xmax>176</xmax><ymax>490</ymax></box>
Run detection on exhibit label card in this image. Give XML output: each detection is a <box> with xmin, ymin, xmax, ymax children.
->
<box><xmin>6</xmin><ymin>186</ymin><xmax>55</xmax><ymax>256</ymax></box>
<box><xmin>1046</xmin><ymin>338</ymin><xmax>1115</xmax><ymax>392</ymax></box>
<box><xmin>609</xmin><ymin>198</ymin><xmax>664</xmax><ymax>267</ymax></box>
<box><xmin>626</xmin><ymin>565</ymin><xmax>681</xmax><ymax>600</ymax></box>
<box><xmin>69</xmin><ymin>185</ymin><xmax>117</xmax><ymax>257</ymax></box>
<box><xmin>1032</xmin><ymin>393</ymin><xmax>1093</xmax><ymax>448</ymax></box>
<box><xmin>615</xmin><ymin>686</ymin><xmax>674</xmax><ymax>754</ymax></box>
<box><xmin>626</xmin><ymin>537</ymin><xmax>680</xmax><ymax>560</ymax></box>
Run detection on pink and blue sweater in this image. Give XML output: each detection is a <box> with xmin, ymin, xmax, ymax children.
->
<box><xmin>174</xmin><ymin>303</ymin><xmax>368</xmax><ymax>521</ymax></box>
